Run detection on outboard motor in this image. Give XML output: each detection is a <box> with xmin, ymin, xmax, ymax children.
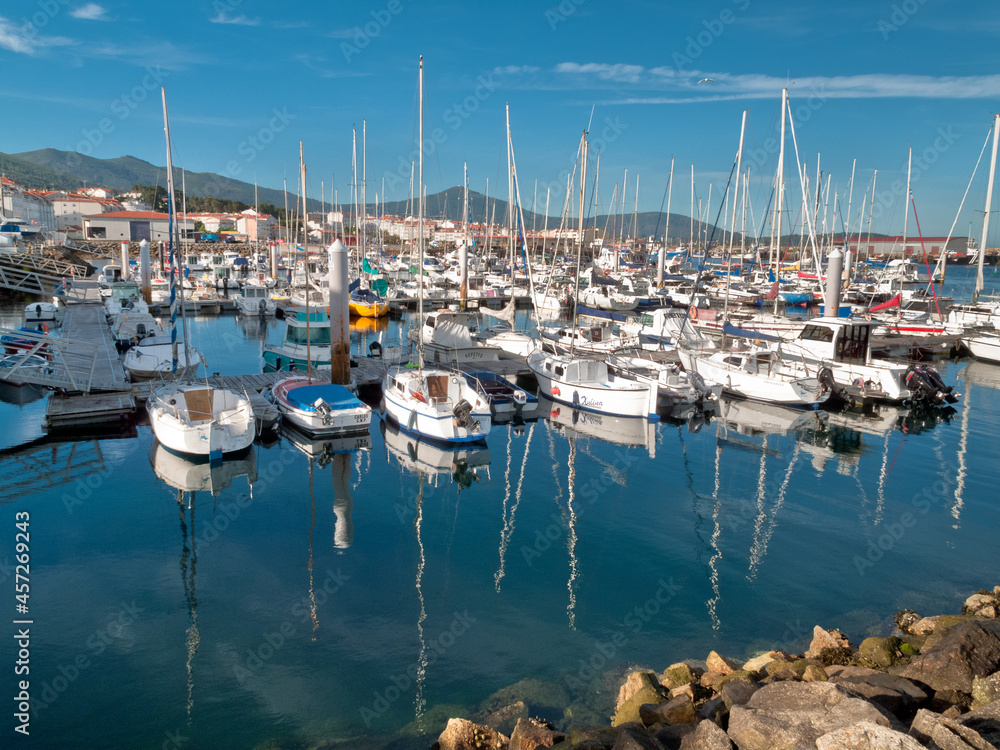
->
<box><xmin>688</xmin><ymin>371</ymin><xmax>714</xmax><ymax>403</ymax></box>
<box><xmin>258</xmin><ymin>298</ymin><xmax>267</xmax><ymax>319</ymax></box>
<box><xmin>817</xmin><ymin>366</ymin><xmax>845</xmax><ymax>402</ymax></box>
<box><xmin>453</xmin><ymin>398</ymin><xmax>473</xmax><ymax>428</ymax></box>
<box><xmin>905</xmin><ymin>364</ymin><xmax>957</xmax><ymax>405</ymax></box>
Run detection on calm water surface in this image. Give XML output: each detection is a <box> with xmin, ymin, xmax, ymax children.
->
<box><xmin>1</xmin><ymin>266</ymin><xmax>999</xmax><ymax>749</ymax></box>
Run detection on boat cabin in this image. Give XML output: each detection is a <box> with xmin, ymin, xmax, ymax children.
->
<box><xmin>284</xmin><ymin>310</ymin><xmax>331</xmax><ymax>346</ymax></box>
<box><xmin>242</xmin><ymin>285</ymin><xmax>270</xmax><ymax>300</ymax></box>
<box><xmin>540</xmin><ymin>355</ymin><xmax>610</xmax><ymax>385</ymax></box>
<box><xmin>792</xmin><ymin>317</ymin><xmax>875</xmax><ymax>365</ymax></box>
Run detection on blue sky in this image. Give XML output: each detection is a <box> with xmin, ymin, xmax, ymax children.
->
<box><xmin>2</xmin><ymin>0</ymin><xmax>1000</xmax><ymax>237</ymax></box>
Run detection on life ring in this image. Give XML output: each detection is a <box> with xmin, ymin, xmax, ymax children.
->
<box><xmin>412</xmin><ymin>391</ymin><xmax>426</xmax><ymax>404</ymax></box>
<box><xmin>689</xmin><ymin>306</ymin><xmax>698</xmax><ymax>320</ymax></box>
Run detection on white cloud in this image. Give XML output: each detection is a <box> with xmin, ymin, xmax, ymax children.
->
<box><xmin>493</xmin><ymin>65</ymin><xmax>540</xmax><ymax>76</ymax></box>
<box><xmin>210</xmin><ymin>11</ymin><xmax>261</xmax><ymax>26</ymax></box>
<box><xmin>71</xmin><ymin>3</ymin><xmax>109</xmax><ymax>21</ymax></box>
<box><xmin>555</xmin><ymin>62</ymin><xmax>645</xmax><ymax>84</ymax></box>
<box><xmin>0</xmin><ymin>15</ymin><xmax>76</xmax><ymax>55</ymax></box>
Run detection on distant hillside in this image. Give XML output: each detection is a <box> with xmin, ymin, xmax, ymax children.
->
<box><xmin>0</xmin><ymin>152</ymin><xmax>84</xmax><ymax>190</ymax></box>
<box><xmin>11</xmin><ymin>149</ymin><xmax>320</xmax><ymax>211</ymax></box>
<box><xmin>6</xmin><ymin>150</ymin><xmax>720</xmax><ymax>241</ymax></box>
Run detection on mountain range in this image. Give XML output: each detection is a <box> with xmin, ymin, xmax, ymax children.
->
<box><xmin>2</xmin><ymin>149</ymin><xmax>715</xmax><ymax>240</ymax></box>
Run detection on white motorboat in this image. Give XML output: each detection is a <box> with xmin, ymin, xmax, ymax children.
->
<box><xmin>269</xmin><ymin>376</ymin><xmax>372</xmax><ymax>436</ymax></box>
<box><xmin>110</xmin><ymin>311</ymin><xmax>162</xmax><ymax>349</ymax></box>
<box><xmin>407</xmin><ymin>310</ymin><xmax>501</xmax><ymax>365</ymax></box>
<box><xmin>677</xmin><ymin>344</ymin><xmax>829</xmax><ymax>408</ymax></box>
<box><xmin>23</xmin><ymin>301</ymin><xmax>60</xmax><ymax>324</ymax></box>
<box><xmin>777</xmin><ymin>317</ymin><xmax>957</xmax><ymax>405</ymax></box>
<box><xmin>965</xmin><ymin>331</ymin><xmax>1000</xmax><ymax>364</ymax></box>
<box><xmin>606</xmin><ymin>353</ymin><xmax>721</xmax><ymax>407</ymax></box>
<box><xmin>146</xmin><ymin>381</ymin><xmax>255</xmax><ymax>460</ymax></box>
<box><xmin>123</xmin><ymin>336</ymin><xmax>202</xmax><ymax>380</ymax></box>
<box><xmin>235</xmin><ymin>283</ymin><xmax>277</xmax><ymax>317</ymax></box>
<box><xmin>539</xmin><ymin>324</ymin><xmax>637</xmax><ymax>355</ymax></box>
<box><xmin>381</xmin><ymin>366</ymin><xmax>492</xmax><ymax>444</ymax></box>
<box><xmin>527</xmin><ymin>349</ymin><xmax>659</xmax><ymax>419</ymax></box>
<box><xmin>103</xmin><ymin>282</ymin><xmax>147</xmax><ymax>318</ymax></box>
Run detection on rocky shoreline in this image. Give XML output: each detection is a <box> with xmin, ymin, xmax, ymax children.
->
<box><xmin>423</xmin><ymin>586</ymin><xmax>1000</xmax><ymax>750</ymax></box>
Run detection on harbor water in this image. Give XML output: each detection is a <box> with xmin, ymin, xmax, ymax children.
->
<box><xmin>1</xmin><ymin>265</ymin><xmax>999</xmax><ymax>749</ymax></box>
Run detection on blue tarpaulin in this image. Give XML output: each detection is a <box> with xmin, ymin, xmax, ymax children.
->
<box><xmin>722</xmin><ymin>322</ymin><xmax>782</xmax><ymax>342</ymax></box>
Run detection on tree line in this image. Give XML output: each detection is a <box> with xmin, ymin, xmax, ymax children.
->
<box><xmin>129</xmin><ymin>185</ymin><xmax>287</xmax><ymax>224</ymax></box>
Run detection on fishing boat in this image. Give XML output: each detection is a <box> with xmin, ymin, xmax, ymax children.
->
<box><xmin>235</xmin><ymin>283</ymin><xmax>276</xmax><ymax>316</ymax></box>
<box><xmin>349</xmin><ymin>287</ymin><xmax>389</xmax><ymax>318</ymax></box>
<box><xmin>539</xmin><ymin>324</ymin><xmax>637</xmax><ymax>355</ymax></box>
<box><xmin>110</xmin><ymin>311</ymin><xmax>162</xmax><ymax>351</ymax></box>
<box><xmin>103</xmin><ymin>282</ymin><xmax>147</xmax><ymax>318</ymax></box>
<box><xmin>268</xmin><ymin>376</ymin><xmax>371</xmax><ymax>436</ymax></box>
<box><xmin>777</xmin><ymin>317</ymin><xmax>957</xmax><ymax>405</ymax></box>
<box><xmin>262</xmin><ymin>308</ymin><xmax>333</xmax><ymax>372</ymax></box>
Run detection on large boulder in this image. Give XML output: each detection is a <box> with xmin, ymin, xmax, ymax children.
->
<box><xmin>827</xmin><ymin>665</ymin><xmax>928</xmax><ymax>720</ymax></box>
<box><xmin>617</xmin><ymin>671</ymin><xmax>667</xmax><ymax>713</ymax></box>
<box><xmin>507</xmin><ymin>717</ymin><xmax>566</xmax><ymax>749</ymax></box>
<box><xmin>726</xmin><ymin>681</ymin><xmax>895</xmax><ymax>750</ymax></box>
<box><xmin>971</xmin><ymin>672</ymin><xmax>1000</xmax><ymax>709</ymax></box>
<box><xmin>434</xmin><ymin>717</ymin><xmax>509</xmax><ymax>750</ymax></box>
<box><xmin>615</xmin><ymin>683</ymin><xmax>670</xmax><ymax>727</ymax></box>
<box><xmin>815</xmin><ymin>720</ymin><xmax>926</xmax><ymax>749</ymax></box>
<box><xmin>909</xmin><ymin>706</ymin><xmax>998</xmax><ymax>750</ymax></box>
<box><xmin>661</xmin><ymin>663</ymin><xmax>700</xmax><ymax>691</ymax></box>
<box><xmin>705</xmin><ymin>651</ymin><xmax>741</xmax><ymax>676</ymax></box>
<box><xmin>610</xmin><ymin>726</ymin><xmax>668</xmax><ymax>750</ymax></box>
<box><xmin>959</xmin><ymin>698</ymin><xmax>1000</xmax><ymax>747</ymax></box>
<box><xmin>743</xmin><ymin>651</ymin><xmax>790</xmax><ymax>675</ymax></box>
<box><xmin>678</xmin><ymin>719</ymin><xmax>733</xmax><ymax>750</ymax></box>
<box><xmin>900</xmin><ymin>620</ymin><xmax>1000</xmax><ymax>695</ymax></box>
<box><xmin>806</xmin><ymin>626</ymin><xmax>852</xmax><ymax>660</ymax></box>
<box><xmin>859</xmin><ymin>637</ymin><xmax>904</xmax><ymax>669</ymax></box>
<box><xmin>639</xmin><ymin>695</ymin><xmax>696</xmax><ymax>727</ymax></box>
<box><xmin>962</xmin><ymin>590</ymin><xmax>1000</xmax><ymax>618</ymax></box>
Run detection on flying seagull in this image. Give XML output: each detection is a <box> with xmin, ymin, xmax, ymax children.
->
<box><xmin>697</xmin><ymin>78</ymin><xmax>717</xmax><ymax>84</ymax></box>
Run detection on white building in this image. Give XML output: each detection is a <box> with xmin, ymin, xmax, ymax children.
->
<box><xmin>50</xmin><ymin>192</ymin><xmax>122</xmax><ymax>231</ymax></box>
<box><xmin>0</xmin><ymin>177</ymin><xmax>56</xmax><ymax>231</ymax></box>
<box><xmin>82</xmin><ymin>210</ymin><xmax>194</xmax><ymax>242</ymax></box>
<box><xmin>236</xmin><ymin>209</ymin><xmax>277</xmax><ymax>241</ymax></box>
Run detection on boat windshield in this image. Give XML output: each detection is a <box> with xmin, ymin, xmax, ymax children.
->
<box><xmin>286</xmin><ymin>326</ymin><xmax>331</xmax><ymax>345</ymax></box>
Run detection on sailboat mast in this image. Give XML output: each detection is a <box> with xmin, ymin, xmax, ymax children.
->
<box><xmin>300</xmin><ymin>141</ymin><xmax>312</xmax><ymax>379</ymax></box>
<box><xmin>161</xmin><ymin>88</ymin><xmax>187</xmax><ymax>374</ymax></box>
<box><xmin>901</xmin><ymin>147</ymin><xmax>912</xmax><ymax>264</ymax></box>
<box><xmin>976</xmin><ymin>113</ymin><xmax>1000</xmax><ymax>303</ymax></box>
<box><xmin>418</xmin><ymin>56</ymin><xmax>425</xmax><ymax>352</ymax></box>
<box><xmin>570</xmin><ymin>130</ymin><xmax>588</xmax><ymax>356</ymax></box>
<box><xmin>658</xmin><ymin>157</ymin><xmax>674</xmax><ymax>285</ymax></box>
<box><xmin>506</xmin><ymin>103</ymin><xmax>514</xmax><ymax>283</ymax></box>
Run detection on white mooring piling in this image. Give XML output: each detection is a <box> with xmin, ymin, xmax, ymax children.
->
<box><xmin>824</xmin><ymin>247</ymin><xmax>844</xmax><ymax>317</ymax></box>
<box><xmin>139</xmin><ymin>239</ymin><xmax>151</xmax><ymax>303</ymax></box>
<box><xmin>328</xmin><ymin>239</ymin><xmax>351</xmax><ymax>385</ymax></box>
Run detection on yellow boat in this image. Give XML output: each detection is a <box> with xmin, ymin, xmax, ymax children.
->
<box><xmin>349</xmin><ymin>289</ymin><xmax>389</xmax><ymax>318</ymax></box>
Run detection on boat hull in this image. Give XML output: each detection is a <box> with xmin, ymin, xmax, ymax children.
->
<box><xmin>271</xmin><ymin>377</ymin><xmax>372</xmax><ymax>436</ymax></box>
<box><xmin>381</xmin><ymin>369</ymin><xmax>492</xmax><ymax>444</ymax></box>
<box><xmin>147</xmin><ymin>384</ymin><xmax>255</xmax><ymax>458</ymax></box>
<box><xmin>677</xmin><ymin>348</ymin><xmax>824</xmax><ymax>408</ymax></box>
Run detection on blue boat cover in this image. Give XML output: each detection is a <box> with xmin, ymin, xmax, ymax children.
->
<box><xmin>575</xmin><ymin>304</ymin><xmax>633</xmax><ymax>323</ymax></box>
<box><xmin>285</xmin><ymin>383</ymin><xmax>362</xmax><ymax>412</ymax></box>
<box><xmin>591</xmin><ymin>273</ymin><xmax>619</xmax><ymax>286</ymax></box>
<box><xmin>722</xmin><ymin>322</ymin><xmax>782</xmax><ymax>342</ymax></box>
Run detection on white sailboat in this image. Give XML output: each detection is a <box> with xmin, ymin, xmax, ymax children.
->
<box><xmin>146</xmin><ymin>89</ymin><xmax>255</xmax><ymax>461</ymax></box>
<box><xmin>381</xmin><ymin>58</ymin><xmax>492</xmax><ymax>445</ymax></box>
